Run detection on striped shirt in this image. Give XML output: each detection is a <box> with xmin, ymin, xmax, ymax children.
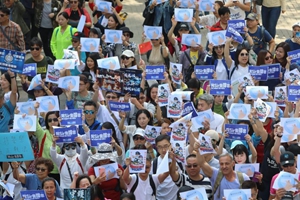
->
<box><xmin>0</xmin><ymin>21</ymin><xmax>25</xmax><ymax>52</ymax></box>
<box><xmin>175</xmin><ymin>173</ymin><xmax>212</xmax><ymax>199</ymax></box>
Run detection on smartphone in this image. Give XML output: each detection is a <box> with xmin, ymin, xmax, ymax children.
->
<box><xmin>252</xmin><ymin>171</ymin><xmax>261</xmax><ymax>182</ymax></box>
<box><xmin>296</xmin><ymin>32</ymin><xmax>300</xmax><ymax>38</ymax></box>
<box><xmin>98</xmin><ymin>168</ymin><xmax>105</xmax><ymax>177</ymax></box>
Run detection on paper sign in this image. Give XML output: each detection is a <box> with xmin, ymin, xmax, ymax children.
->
<box><xmin>198</xmin><ymin>133</ymin><xmax>216</xmax><ymax>154</ymax></box>
<box><xmin>22</xmin><ymin>63</ymin><xmax>37</xmax><ymax>77</ymax></box>
<box><xmin>287</xmin><ymin>49</ymin><xmax>300</xmax><ymax>66</ymax></box>
<box><xmin>145</xmin><ymin>65</ymin><xmax>165</xmax><ymax>80</ymax></box>
<box><xmin>144</xmin><ymin>25</ymin><xmax>162</xmax><ymax>40</ymax></box>
<box><xmin>63</xmin><ymin>49</ymin><xmax>80</xmax><ymax>64</ymax></box>
<box><xmin>265</xmin><ymin>63</ymin><xmax>281</xmax><ymax>79</ymax></box>
<box><xmin>194</xmin><ymin>65</ymin><xmax>215</xmax><ymax>80</ymax></box>
<box><xmin>198</xmin><ymin>0</ymin><xmax>214</xmax><ymax>11</ymax></box>
<box><xmin>280</xmin><ymin>118</ymin><xmax>300</xmax><ymax>135</ymax></box>
<box><xmin>95</xmin><ymin>0</ymin><xmax>112</xmax><ymax>13</ymax></box>
<box><xmin>224</xmin><ymin>124</ymin><xmax>248</xmax><ymax>140</ymax></box>
<box><xmin>158</xmin><ymin>83</ymin><xmax>170</xmax><ymax>107</ymax></box>
<box><xmin>235</xmin><ymin>163</ymin><xmax>259</xmax><ymax>177</ymax></box>
<box><xmin>94</xmin><ymin>163</ymin><xmax>118</xmax><ymax>180</ymax></box>
<box><xmin>182</xmin><ymin>102</ymin><xmax>198</xmax><ymax>118</ymax></box>
<box><xmin>17</xmin><ymin>100</ymin><xmax>35</xmax><ymax>116</ymax></box>
<box><xmin>54</xmin><ymin>59</ymin><xmax>76</xmax><ymax>70</ymax></box>
<box><xmin>265</xmin><ymin>102</ymin><xmax>277</xmax><ymax>118</ymax></box>
<box><xmin>171</xmin><ymin>121</ymin><xmax>188</xmax><ymax>142</ymax></box>
<box><xmin>97</xmin><ymin>56</ymin><xmax>120</xmax><ymax>70</ymax></box>
<box><xmin>13</xmin><ymin>114</ymin><xmax>37</xmax><ymax>132</ymax></box>
<box><xmin>58</xmin><ymin>76</ymin><xmax>79</xmax><ymax>92</ymax></box>
<box><xmin>172</xmin><ymin>90</ymin><xmax>194</xmax><ymax>101</ymax></box>
<box><xmin>181</xmin><ymin>34</ymin><xmax>201</xmax><ymax>47</ymax></box>
<box><xmin>274</xmin><ymin>86</ymin><xmax>287</xmax><ymax>106</ymax></box>
<box><xmin>254</xmin><ymin>98</ymin><xmax>271</xmax><ymax>122</ymax></box>
<box><xmin>80</xmin><ymin>38</ymin><xmax>100</xmax><ymax>52</ymax></box>
<box><xmin>27</xmin><ymin>74</ymin><xmax>41</xmax><ymax>91</ymax></box>
<box><xmin>0</xmin><ymin>132</ymin><xmax>34</xmax><ymax>161</ymax></box>
<box><xmin>174</xmin><ymin>8</ymin><xmax>193</xmax><ymax>22</ymax></box>
<box><xmin>120</xmin><ymin>68</ymin><xmax>142</xmax><ymax>97</ymax></box>
<box><xmin>167</xmin><ymin>93</ymin><xmax>183</xmax><ymax>118</ymax></box>
<box><xmin>129</xmin><ymin>149</ymin><xmax>147</xmax><ymax>173</ymax></box>
<box><xmin>273</xmin><ymin>171</ymin><xmax>298</xmax><ymax>191</ymax></box>
<box><xmin>224</xmin><ymin>189</ymin><xmax>251</xmax><ymax>200</ymax></box>
<box><xmin>45</xmin><ymin>64</ymin><xmax>60</xmax><ymax>84</ymax></box>
<box><xmin>285</xmin><ymin>69</ymin><xmax>300</xmax><ymax>84</ymax></box>
<box><xmin>77</xmin><ymin>15</ymin><xmax>86</xmax><ymax>33</ymax></box>
<box><xmin>171</xmin><ymin>140</ymin><xmax>186</xmax><ymax>164</ymax></box>
<box><xmin>180</xmin><ymin>188</ymin><xmax>208</xmax><ymax>200</ymax></box>
<box><xmin>228</xmin><ymin>103</ymin><xmax>251</xmax><ymax>120</ymax></box>
<box><xmin>64</xmin><ymin>188</ymin><xmax>91</xmax><ymax>200</ymax></box>
<box><xmin>156</xmin><ymin>151</ymin><xmax>170</xmax><ymax>174</ymax></box>
<box><xmin>90</xmin><ymin>130</ymin><xmax>112</xmax><ymax>147</ymax></box>
<box><xmin>104</xmin><ymin>29</ymin><xmax>123</xmax><ymax>44</ymax></box>
<box><xmin>36</xmin><ymin>96</ymin><xmax>60</xmax><ymax>112</ymax></box>
<box><xmin>155</xmin><ymin>0</ymin><xmax>166</xmax><ymax>5</ymax></box>
<box><xmin>60</xmin><ymin>109</ymin><xmax>82</xmax><ymax>126</ymax></box>
<box><xmin>179</xmin><ymin>0</ymin><xmax>195</xmax><ymax>8</ymax></box>
<box><xmin>245</xmin><ymin>86</ymin><xmax>268</xmax><ymax>100</ymax></box>
<box><xmin>191</xmin><ymin>109</ymin><xmax>215</xmax><ymax>132</ymax></box>
<box><xmin>288</xmin><ymin>85</ymin><xmax>300</xmax><ymax>102</ymax></box>
<box><xmin>53</xmin><ymin>126</ymin><xmax>77</xmax><ymax>143</ymax></box>
<box><xmin>207</xmin><ymin>31</ymin><xmax>226</xmax><ymax>46</ymax></box>
<box><xmin>281</xmin><ymin>134</ymin><xmax>297</xmax><ymax>143</ymax></box>
<box><xmin>170</xmin><ymin>63</ymin><xmax>182</xmax><ymax>85</ymax></box>
<box><xmin>210</xmin><ymin>80</ymin><xmax>231</xmax><ymax>95</ymax></box>
<box><xmin>226</xmin><ymin>25</ymin><xmax>244</xmax><ymax>44</ymax></box>
<box><xmin>237</xmin><ymin>73</ymin><xmax>254</xmax><ymax>92</ymax></box>
<box><xmin>0</xmin><ymin>181</ymin><xmax>14</xmax><ymax>197</ymax></box>
<box><xmin>96</xmin><ymin>68</ymin><xmax>123</xmax><ymax>93</ymax></box>
<box><xmin>21</xmin><ymin>190</ymin><xmax>47</xmax><ymax>200</ymax></box>
<box><xmin>248</xmin><ymin>66</ymin><xmax>268</xmax><ymax>81</ymax></box>
<box><xmin>144</xmin><ymin>125</ymin><xmax>162</xmax><ymax>144</ymax></box>
<box><xmin>109</xmin><ymin>101</ymin><xmax>131</xmax><ymax>112</ymax></box>
<box><xmin>0</xmin><ymin>48</ymin><xmax>25</xmax><ymax>74</ymax></box>
<box><xmin>227</xmin><ymin>20</ymin><xmax>246</xmax><ymax>33</ymax></box>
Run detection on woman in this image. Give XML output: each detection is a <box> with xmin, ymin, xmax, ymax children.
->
<box><xmin>144</xmin><ymin>35</ymin><xmax>169</xmax><ymax>67</ymax></box>
<box><xmin>145</xmin><ymin>84</ymin><xmax>164</xmax><ymax>125</ymax></box>
<box><xmin>83</xmin><ymin>52</ymin><xmax>101</xmax><ymax>82</ymax></box>
<box><xmin>160</xmin><ymin>118</ymin><xmax>172</xmax><ymax>135</ymax></box>
<box><xmin>50</xmin><ymin>12</ymin><xmax>78</xmax><ymax>59</ymax></box>
<box><xmin>231</xmin><ymin>142</ymin><xmax>257</xmax><ymax>164</ymax></box>
<box><xmin>285</xmin><ymin>22</ymin><xmax>300</xmax><ymax>51</ymax></box>
<box><xmin>274</xmin><ymin>42</ymin><xmax>291</xmax><ymax>70</ymax></box>
<box><xmin>34</xmin><ymin>0</ymin><xmax>61</xmax><ymax>59</ymax></box>
<box><xmin>12</xmin><ymin>158</ymin><xmax>62</xmax><ymax>197</ymax></box>
<box><xmin>0</xmin><ymin>72</ymin><xmax>19</xmax><ymax>102</ymax></box>
<box><xmin>42</xmin><ymin>177</ymin><xmax>58</xmax><ymax>200</ymax></box>
<box><xmin>121</xmin><ymin>50</ymin><xmax>137</xmax><ymax>69</ymax></box>
<box><xmin>88</xmin><ymin>143</ymin><xmax>125</xmax><ymax>200</ymax></box>
<box><xmin>59</xmin><ymin>0</ymin><xmax>92</xmax><ymax>36</ymax></box>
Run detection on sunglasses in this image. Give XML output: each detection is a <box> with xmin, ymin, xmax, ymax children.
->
<box><xmin>133</xmin><ymin>136</ymin><xmax>145</xmax><ymax>141</ymax></box>
<box><xmin>84</xmin><ymin>110</ymin><xmax>95</xmax><ymax>115</ymax></box>
<box><xmin>65</xmin><ymin>145</ymin><xmax>76</xmax><ymax>150</ymax></box>
<box><xmin>282</xmin><ymin>163</ymin><xmax>294</xmax><ymax>168</ymax></box>
<box><xmin>186</xmin><ymin>164</ymin><xmax>198</xmax><ymax>168</ymax></box>
<box><xmin>72</xmin><ymin>40</ymin><xmax>79</xmax><ymax>43</ymax></box>
<box><xmin>265</xmin><ymin>56</ymin><xmax>273</xmax><ymax>61</ymax></box>
<box><xmin>36</xmin><ymin>167</ymin><xmax>47</xmax><ymax>172</ymax></box>
<box><xmin>48</xmin><ymin>118</ymin><xmax>58</xmax><ymax>123</ymax></box>
<box><xmin>30</xmin><ymin>47</ymin><xmax>40</xmax><ymax>51</ymax></box>
<box><xmin>106</xmin><ymin>95</ymin><xmax>117</xmax><ymax>99</ymax></box>
<box><xmin>121</xmin><ymin>56</ymin><xmax>131</xmax><ymax>60</ymax></box>
<box><xmin>240</xmin><ymin>53</ymin><xmax>249</xmax><ymax>57</ymax></box>
<box><xmin>70</xmin><ymin>1</ymin><xmax>78</xmax><ymax>3</ymax></box>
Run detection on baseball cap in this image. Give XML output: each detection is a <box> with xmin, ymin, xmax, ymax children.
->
<box><xmin>230</xmin><ymin>140</ymin><xmax>244</xmax><ymax>150</ymax></box>
<box><xmin>179</xmin><ymin>23</ymin><xmax>189</xmax><ymax>31</ymax></box>
<box><xmin>121</xmin><ymin>50</ymin><xmax>134</xmax><ymax>58</ymax></box>
<box><xmin>280</xmin><ymin>151</ymin><xmax>295</xmax><ymax>166</ymax></box>
<box><xmin>72</xmin><ymin>32</ymin><xmax>85</xmax><ymax>40</ymax></box>
<box><xmin>246</xmin><ymin>13</ymin><xmax>258</xmax><ymax>20</ymax></box>
<box><xmin>292</xmin><ymin>22</ymin><xmax>300</xmax><ymax>29</ymax></box>
<box><xmin>133</xmin><ymin>128</ymin><xmax>145</xmax><ymax>137</ymax></box>
<box><xmin>205</xmin><ymin>130</ymin><xmax>219</xmax><ymax>142</ymax></box>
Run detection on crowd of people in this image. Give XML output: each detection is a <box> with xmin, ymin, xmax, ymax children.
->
<box><xmin>0</xmin><ymin>0</ymin><xmax>299</xmax><ymax>199</ymax></box>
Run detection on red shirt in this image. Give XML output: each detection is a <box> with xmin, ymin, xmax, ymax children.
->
<box><xmin>64</xmin><ymin>8</ymin><xmax>92</xmax><ymax>36</ymax></box>
<box><xmin>256</xmin><ymin>118</ymin><xmax>273</xmax><ymax>163</ymax></box>
<box><xmin>210</xmin><ymin>21</ymin><xmax>226</xmax><ymax>32</ymax></box>
<box><xmin>88</xmin><ymin>163</ymin><xmax>124</xmax><ymax>199</ymax></box>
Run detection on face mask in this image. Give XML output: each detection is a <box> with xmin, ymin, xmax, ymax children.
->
<box><xmin>65</xmin><ymin>149</ymin><xmax>77</xmax><ymax>157</ymax></box>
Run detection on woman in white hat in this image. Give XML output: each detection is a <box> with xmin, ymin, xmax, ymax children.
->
<box><xmin>285</xmin><ymin>22</ymin><xmax>300</xmax><ymax>51</ymax></box>
<box><xmin>121</xmin><ymin>50</ymin><xmax>138</xmax><ymax>69</ymax></box>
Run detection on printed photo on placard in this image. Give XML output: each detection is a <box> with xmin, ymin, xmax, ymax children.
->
<box><xmin>274</xmin><ymin>86</ymin><xmax>287</xmax><ymax>106</ymax></box>
<box><xmin>198</xmin><ymin>0</ymin><xmax>214</xmax><ymax>11</ymax></box>
<box><xmin>174</xmin><ymin>8</ymin><xmax>193</xmax><ymax>22</ymax></box>
<box><xmin>272</xmin><ymin>171</ymin><xmax>298</xmax><ymax>191</ymax></box>
<box><xmin>104</xmin><ymin>30</ymin><xmax>123</xmax><ymax>44</ymax></box>
<box><xmin>129</xmin><ymin>149</ymin><xmax>147</xmax><ymax>173</ymax></box>
<box><xmin>265</xmin><ymin>63</ymin><xmax>281</xmax><ymax>79</ymax></box>
<box><xmin>227</xmin><ymin>103</ymin><xmax>251</xmax><ymax>120</ymax></box>
<box><xmin>167</xmin><ymin>93</ymin><xmax>183</xmax><ymax>118</ymax></box>
<box><xmin>171</xmin><ymin>121</ymin><xmax>188</xmax><ymax>141</ymax></box>
<box><xmin>94</xmin><ymin>163</ymin><xmax>118</xmax><ymax>181</ymax></box>
<box><xmin>171</xmin><ymin>140</ymin><xmax>186</xmax><ymax>164</ymax></box>
<box><xmin>22</xmin><ymin>63</ymin><xmax>37</xmax><ymax>77</ymax></box>
<box><xmin>194</xmin><ymin>65</ymin><xmax>215</xmax><ymax>80</ymax></box>
<box><xmin>45</xmin><ymin>65</ymin><xmax>60</xmax><ymax>84</ymax></box>
<box><xmin>248</xmin><ymin>66</ymin><xmax>268</xmax><ymax>81</ymax></box>
<box><xmin>54</xmin><ymin>59</ymin><xmax>76</xmax><ymax>70</ymax></box>
<box><xmin>144</xmin><ymin>125</ymin><xmax>162</xmax><ymax>144</ymax></box>
<box><xmin>179</xmin><ymin>0</ymin><xmax>195</xmax><ymax>8</ymax></box>
<box><xmin>180</xmin><ymin>188</ymin><xmax>208</xmax><ymax>200</ymax></box>
<box><xmin>120</xmin><ymin>68</ymin><xmax>142</xmax><ymax>97</ymax></box>
<box><xmin>36</xmin><ymin>96</ymin><xmax>60</xmax><ymax>112</ymax></box>
<box><xmin>90</xmin><ymin>130</ymin><xmax>112</xmax><ymax>147</ymax></box>
<box><xmin>172</xmin><ymin>90</ymin><xmax>194</xmax><ymax>101</ymax></box>
<box><xmin>281</xmin><ymin>118</ymin><xmax>300</xmax><ymax>135</ymax></box>
<box><xmin>210</xmin><ymin>80</ymin><xmax>231</xmax><ymax>95</ymax></box>
<box><xmin>191</xmin><ymin>109</ymin><xmax>215</xmax><ymax>132</ymax></box>
<box><xmin>207</xmin><ymin>31</ymin><xmax>226</xmax><ymax>46</ymax></box>
<box><xmin>143</xmin><ymin>25</ymin><xmax>162</xmax><ymax>40</ymax></box>
<box><xmin>60</xmin><ymin>109</ymin><xmax>82</xmax><ymax>126</ymax></box>
<box><xmin>288</xmin><ymin>85</ymin><xmax>300</xmax><ymax>102</ymax></box>
<box><xmin>58</xmin><ymin>76</ymin><xmax>80</xmax><ymax>92</ymax></box>
<box><xmin>63</xmin><ymin>49</ymin><xmax>80</xmax><ymax>64</ymax></box>
<box><xmin>97</xmin><ymin>68</ymin><xmax>123</xmax><ymax>93</ymax></box>
<box><xmin>284</xmin><ymin>68</ymin><xmax>300</xmax><ymax>84</ymax></box>
<box><xmin>235</xmin><ymin>163</ymin><xmax>259</xmax><ymax>177</ymax></box>
<box><xmin>64</xmin><ymin>188</ymin><xmax>91</xmax><ymax>200</ymax></box>
<box><xmin>245</xmin><ymin>86</ymin><xmax>268</xmax><ymax>100</ymax></box>
<box><xmin>97</xmin><ymin>56</ymin><xmax>121</xmax><ymax>70</ymax></box>
<box><xmin>224</xmin><ymin>189</ymin><xmax>251</xmax><ymax>200</ymax></box>
<box><xmin>224</xmin><ymin>124</ymin><xmax>248</xmax><ymax>140</ymax></box>
<box><xmin>237</xmin><ymin>73</ymin><xmax>254</xmax><ymax>92</ymax></box>
<box><xmin>13</xmin><ymin>114</ymin><xmax>37</xmax><ymax>132</ymax></box>
<box><xmin>80</xmin><ymin>38</ymin><xmax>100</xmax><ymax>52</ymax></box>
<box><xmin>198</xmin><ymin>133</ymin><xmax>216</xmax><ymax>155</ymax></box>
<box><xmin>145</xmin><ymin>65</ymin><xmax>165</xmax><ymax>80</ymax></box>
<box><xmin>95</xmin><ymin>0</ymin><xmax>112</xmax><ymax>13</ymax></box>
<box><xmin>181</xmin><ymin>34</ymin><xmax>201</xmax><ymax>47</ymax></box>
<box><xmin>158</xmin><ymin>83</ymin><xmax>171</xmax><ymax>107</ymax></box>
<box><xmin>16</xmin><ymin>101</ymin><xmax>36</xmax><ymax>115</ymax></box>
<box><xmin>27</xmin><ymin>74</ymin><xmax>41</xmax><ymax>91</ymax></box>
<box><xmin>254</xmin><ymin>98</ymin><xmax>271</xmax><ymax>122</ymax></box>
<box><xmin>170</xmin><ymin>63</ymin><xmax>182</xmax><ymax>84</ymax></box>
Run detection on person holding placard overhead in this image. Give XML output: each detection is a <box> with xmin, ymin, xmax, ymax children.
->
<box><xmin>223</xmin><ymin>0</ymin><xmax>251</xmax><ymax>20</ymax></box>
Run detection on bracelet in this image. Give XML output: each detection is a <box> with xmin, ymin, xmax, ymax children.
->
<box><xmin>10</xmin><ymin>76</ymin><xmax>15</xmax><ymax>79</ymax></box>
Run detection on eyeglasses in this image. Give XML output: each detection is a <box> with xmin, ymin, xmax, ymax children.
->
<box><xmin>30</xmin><ymin>47</ymin><xmax>40</xmax><ymax>51</ymax></box>
<box><xmin>121</xmin><ymin>56</ymin><xmax>131</xmax><ymax>60</ymax></box>
<box><xmin>65</xmin><ymin>145</ymin><xmax>76</xmax><ymax>150</ymax></box>
<box><xmin>123</xmin><ymin>34</ymin><xmax>130</xmax><ymax>37</ymax></box>
<box><xmin>48</xmin><ymin>118</ymin><xmax>58</xmax><ymax>123</ymax></box>
<box><xmin>265</xmin><ymin>56</ymin><xmax>273</xmax><ymax>61</ymax></box>
<box><xmin>157</xmin><ymin>144</ymin><xmax>170</xmax><ymax>150</ymax></box>
<box><xmin>133</xmin><ymin>136</ymin><xmax>145</xmax><ymax>141</ymax></box>
<box><xmin>106</xmin><ymin>95</ymin><xmax>117</xmax><ymax>99</ymax></box>
<box><xmin>36</xmin><ymin>167</ymin><xmax>47</xmax><ymax>172</ymax></box>
<box><xmin>282</xmin><ymin>163</ymin><xmax>294</xmax><ymax>168</ymax></box>
<box><xmin>84</xmin><ymin>110</ymin><xmax>95</xmax><ymax>115</ymax></box>
<box><xmin>72</xmin><ymin>40</ymin><xmax>79</xmax><ymax>43</ymax></box>
<box><xmin>240</xmin><ymin>53</ymin><xmax>249</xmax><ymax>57</ymax></box>
<box><xmin>186</xmin><ymin>164</ymin><xmax>198</xmax><ymax>168</ymax></box>
<box><xmin>70</xmin><ymin>1</ymin><xmax>78</xmax><ymax>3</ymax></box>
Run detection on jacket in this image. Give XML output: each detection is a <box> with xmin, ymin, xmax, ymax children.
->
<box><xmin>10</xmin><ymin>1</ymin><xmax>29</xmax><ymax>34</ymax></box>
<box><xmin>34</xmin><ymin>0</ymin><xmax>61</xmax><ymax>28</ymax></box>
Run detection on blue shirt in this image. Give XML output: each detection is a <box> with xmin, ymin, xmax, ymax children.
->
<box><xmin>249</xmin><ymin>26</ymin><xmax>273</xmax><ymax>54</ymax></box>
<box><xmin>0</xmin><ymin>101</ymin><xmax>14</xmax><ymax>133</ymax></box>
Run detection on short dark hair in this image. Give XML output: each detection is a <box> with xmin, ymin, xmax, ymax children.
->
<box><xmin>75</xmin><ymin>175</ymin><xmax>92</xmax><ymax>188</ymax></box>
<box><xmin>35</xmin><ymin>157</ymin><xmax>54</xmax><ymax>172</ymax></box>
<box><xmin>218</xmin><ymin>6</ymin><xmax>230</xmax><ymax>16</ymax></box>
<box><xmin>155</xmin><ymin>134</ymin><xmax>170</xmax><ymax>144</ymax></box>
<box><xmin>42</xmin><ymin>177</ymin><xmax>56</xmax><ymax>189</ymax></box>
<box><xmin>120</xmin><ymin>193</ymin><xmax>136</xmax><ymax>200</ymax></box>
<box><xmin>106</xmin><ymin>91</ymin><xmax>120</xmax><ymax>98</ymax></box>
<box><xmin>241</xmin><ymin>180</ymin><xmax>257</xmax><ymax>189</ymax></box>
<box><xmin>79</xmin><ymin>74</ymin><xmax>88</xmax><ymax>83</ymax></box>
<box><xmin>187</xmin><ymin>78</ymin><xmax>201</xmax><ymax>89</ymax></box>
<box><xmin>58</xmin><ymin>11</ymin><xmax>70</xmax><ymax>20</ymax></box>
<box><xmin>84</xmin><ymin>100</ymin><xmax>97</xmax><ymax>109</ymax></box>
<box><xmin>0</xmin><ymin>7</ymin><xmax>10</xmax><ymax>15</ymax></box>
<box><xmin>30</xmin><ymin>37</ymin><xmax>43</xmax><ymax>48</ymax></box>
<box><xmin>186</xmin><ymin>154</ymin><xmax>196</xmax><ymax>160</ymax></box>
<box><xmin>45</xmin><ymin>111</ymin><xmax>59</xmax><ymax>130</ymax></box>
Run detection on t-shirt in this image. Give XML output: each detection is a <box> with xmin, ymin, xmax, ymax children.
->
<box><xmin>210</xmin><ymin>167</ymin><xmax>250</xmax><ymax>200</ymax></box>
<box><xmin>210</xmin><ymin>112</ymin><xmax>224</xmax><ymax>133</ymax></box>
<box><xmin>270</xmin><ymin>172</ymin><xmax>300</xmax><ymax>196</ymax></box>
<box><xmin>0</xmin><ymin>101</ymin><xmax>14</xmax><ymax>132</ymax></box>
<box><xmin>71</xmin><ymin>91</ymin><xmax>94</xmax><ymax>109</ymax></box>
<box><xmin>23</xmin><ymin>174</ymin><xmax>62</xmax><ymax>197</ymax></box>
<box><xmin>190</xmin><ymin>50</ymin><xmax>198</xmax><ymax>65</ymax></box>
<box><xmin>229</xmin><ymin>62</ymin><xmax>249</xmax><ymax>82</ymax></box>
<box><xmin>126</xmin><ymin>174</ymin><xmax>160</xmax><ymax>200</ymax></box>
<box><xmin>216</xmin><ymin>59</ymin><xmax>228</xmax><ymax>80</ymax></box>
<box><xmin>248</xmin><ymin>26</ymin><xmax>273</xmax><ymax>54</ymax></box>
<box><xmin>285</xmin><ymin>39</ymin><xmax>300</xmax><ymax>51</ymax></box>
<box><xmin>225</xmin><ymin>0</ymin><xmax>251</xmax><ymax>20</ymax></box>
<box><xmin>25</xmin><ymin>56</ymin><xmax>53</xmax><ymax>77</ymax></box>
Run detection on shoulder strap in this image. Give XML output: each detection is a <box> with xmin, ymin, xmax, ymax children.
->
<box><xmin>76</xmin><ymin>157</ymin><xmax>84</xmax><ymax>174</ymax></box>
<box><xmin>38</xmin><ymin>133</ymin><xmax>47</xmax><ymax>158</ymax></box>
<box><xmin>160</xmin><ymin>46</ymin><xmax>170</xmax><ymax>65</ymax></box>
<box><xmin>60</xmin><ymin>158</ymin><xmax>66</xmax><ymax>171</ymax></box>
<box><xmin>146</xmin><ymin>50</ymin><xmax>152</xmax><ymax>61</ymax></box>
<box><xmin>152</xmin><ymin>158</ymin><xmax>158</xmax><ymax>174</ymax></box>
<box><xmin>65</xmin><ymin>159</ymin><xmax>74</xmax><ymax>182</ymax></box>
<box><xmin>229</xmin><ymin>66</ymin><xmax>237</xmax><ymax>79</ymax></box>
<box><xmin>184</xmin><ymin>51</ymin><xmax>193</xmax><ymax>66</ymax></box>
<box><xmin>149</xmin><ymin>174</ymin><xmax>156</xmax><ymax>196</ymax></box>
<box><xmin>0</xmin><ymin>26</ymin><xmax>20</xmax><ymax>51</ymax></box>
<box><xmin>237</xmin><ymin>172</ymin><xmax>244</xmax><ymax>186</ymax></box>
<box><xmin>3</xmin><ymin>103</ymin><xmax>12</xmax><ymax>115</ymax></box>
<box><xmin>212</xmin><ymin>170</ymin><xmax>224</xmax><ymax>198</ymax></box>
<box><xmin>70</xmin><ymin>26</ymin><xmax>73</xmax><ymax>37</ymax></box>
<box><xmin>222</xmin><ymin>103</ymin><xmax>228</xmax><ymax>113</ymax></box>
<box><xmin>130</xmin><ymin>174</ymin><xmax>139</xmax><ymax>194</ymax></box>
<box><xmin>55</xmin><ymin>28</ymin><xmax>59</xmax><ymax>37</ymax></box>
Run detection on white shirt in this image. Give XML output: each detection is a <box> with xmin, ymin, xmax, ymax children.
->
<box><xmin>216</xmin><ymin>59</ymin><xmax>229</xmax><ymax>80</ymax></box>
<box><xmin>225</xmin><ymin>0</ymin><xmax>251</xmax><ymax>20</ymax></box>
<box><xmin>229</xmin><ymin>62</ymin><xmax>249</xmax><ymax>82</ymax></box>
<box><xmin>210</xmin><ymin>112</ymin><xmax>225</xmax><ymax>133</ymax></box>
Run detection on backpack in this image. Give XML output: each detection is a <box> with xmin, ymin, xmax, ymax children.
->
<box><xmin>3</xmin><ymin>103</ymin><xmax>13</xmax><ymax>128</ymax></box>
<box><xmin>152</xmin><ymin>157</ymin><xmax>184</xmax><ymax>174</ymax></box>
<box><xmin>146</xmin><ymin>46</ymin><xmax>170</xmax><ymax>70</ymax></box>
<box><xmin>183</xmin><ymin>50</ymin><xmax>203</xmax><ymax>81</ymax></box>
<box><xmin>130</xmin><ymin>174</ymin><xmax>156</xmax><ymax>196</ymax></box>
<box><xmin>212</xmin><ymin>171</ymin><xmax>244</xmax><ymax>200</ymax></box>
<box><xmin>55</xmin><ymin>26</ymin><xmax>74</xmax><ymax>38</ymax></box>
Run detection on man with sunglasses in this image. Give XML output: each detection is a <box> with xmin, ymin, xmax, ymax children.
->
<box><xmin>78</xmin><ymin>101</ymin><xmax>102</xmax><ymax>135</ymax></box>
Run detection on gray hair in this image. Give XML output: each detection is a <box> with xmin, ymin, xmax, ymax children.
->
<box><xmin>198</xmin><ymin>93</ymin><xmax>214</xmax><ymax>105</ymax></box>
<box><xmin>219</xmin><ymin>152</ymin><xmax>234</xmax><ymax>161</ymax></box>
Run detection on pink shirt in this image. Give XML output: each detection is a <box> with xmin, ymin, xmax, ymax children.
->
<box><xmin>270</xmin><ymin>173</ymin><xmax>300</xmax><ymax>196</ymax></box>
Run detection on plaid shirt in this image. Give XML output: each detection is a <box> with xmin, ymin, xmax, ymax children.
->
<box><xmin>0</xmin><ymin>20</ymin><xmax>25</xmax><ymax>52</ymax></box>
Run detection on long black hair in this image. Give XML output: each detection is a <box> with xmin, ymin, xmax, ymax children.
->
<box><xmin>234</xmin><ymin>47</ymin><xmax>250</xmax><ymax>70</ymax></box>
<box><xmin>102</xmin><ymin>121</ymin><xmax>120</xmax><ymax>146</ymax></box>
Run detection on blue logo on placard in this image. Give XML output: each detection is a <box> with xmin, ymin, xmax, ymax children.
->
<box><xmin>211</xmin><ymin>32</ymin><xmax>225</xmax><ymax>45</ymax></box>
<box><xmin>101</xmin><ymin>58</ymin><xmax>117</xmax><ymax>70</ymax></box>
<box><xmin>249</xmin><ymin>87</ymin><xmax>266</xmax><ymax>99</ymax></box>
<box><xmin>195</xmin><ymin>112</ymin><xmax>211</xmax><ymax>124</ymax></box>
<box><xmin>186</xmin><ymin>190</ymin><xmax>204</xmax><ymax>199</ymax></box>
<box><xmin>83</xmin><ymin>39</ymin><xmax>97</xmax><ymax>51</ymax></box>
<box><xmin>278</xmin><ymin>174</ymin><xmax>295</xmax><ymax>189</ymax></box>
<box><xmin>231</xmin><ymin>104</ymin><xmax>247</xmax><ymax>119</ymax></box>
<box><xmin>283</xmin><ymin>119</ymin><xmax>300</xmax><ymax>134</ymax></box>
<box><xmin>227</xmin><ymin>190</ymin><xmax>247</xmax><ymax>200</ymax></box>
<box><xmin>146</xmin><ymin>27</ymin><xmax>160</xmax><ymax>39</ymax></box>
<box><xmin>200</xmin><ymin>0</ymin><xmax>213</xmax><ymax>10</ymax></box>
<box><xmin>17</xmin><ymin>116</ymin><xmax>33</xmax><ymax>131</ymax></box>
<box><xmin>184</xmin><ymin>35</ymin><xmax>199</xmax><ymax>46</ymax></box>
<box><xmin>98</xmin><ymin>2</ymin><xmax>110</xmax><ymax>12</ymax></box>
<box><xmin>40</xmin><ymin>97</ymin><xmax>56</xmax><ymax>111</ymax></box>
<box><xmin>239</xmin><ymin>165</ymin><xmax>255</xmax><ymax>177</ymax></box>
<box><xmin>20</xmin><ymin>102</ymin><xmax>35</xmax><ymax>115</ymax></box>
<box><xmin>177</xmin><ymin>10</ymin><xmax>191</xmax><ymax>21</ymax></box>
<box><xmin>107</xmin><ymin>31</ymin><xmax>121</xmax><ymax>43</ymax></box>
<box><xmin>62</xmin><ymin>77</ymin><xmax>76</xmax><ymax>90</ymax></box>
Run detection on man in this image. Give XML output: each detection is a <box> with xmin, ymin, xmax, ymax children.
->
<box><xmin>197</xmin><ymin>150</ymin><xmax>249</xmax><ymax>200</ymax></box>
<box><xmin>151</xmin><ymin>135</ymin><xmax>178</xmax><ymax>200</ymax></box>
<box><xmin>78</xmin><ymin>101</ymin><xmax>102</xmax><ymax>135</ymax></box>
<box><xmin>246</xmin><ymin>13</ymin><xmax>275</xmax><ymax>54</ymax></box>
<box><xmin>210</xmin><ymin>6</ymin><xmax>230</xmax><ymax>32</ymax></box>
<box><xmin>0</xmin><ymin>6</ymin><xmax>25</xmax><ymax>52</ymax></box>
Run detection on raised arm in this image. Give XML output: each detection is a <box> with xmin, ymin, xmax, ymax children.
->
<box><xmin>167</xmin><ymin>17</ymin><xmax>177</xmax><ymax>46</ymax></box>
<box><xmin>7</xmin><ymin>69</ymin><xmax>17</xmax><ymax>107</ymax></box>
<box><xmin>169</xmin><ymin>151</ymin><xmax>180</xmax><ymax>182</ymax></box>
<box><xmin>123</xmin><ymin>158</ymin><xmax>132</xmax><ymax>185</ymax></box>
<box><xmin>248</xmin><ymin>108</ymin><xmax>268</xmax><ymax>143</ymax></box>
<box><xmin>245</xmin><ymin>134</ymin><xmax>257</xmax><ymax>163</ymax></box>
<box><xmin>224</xmin><ymin>37</ymin><xmax>233</xmax><ymax>69</ymax></box>
<box><xmin>12</xmin><ymin>162</ymin><xmax>26</xmax><ymax>184</ymax></box>
<box><xmin>194</xmin><ymin>141</ymin><xmax>213</xmax><ymax>178</ymax></box>
<box><xmin>271</xmin><ymin>126</ymin><xmax>283</xmax><ymax>164</ymax></box>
